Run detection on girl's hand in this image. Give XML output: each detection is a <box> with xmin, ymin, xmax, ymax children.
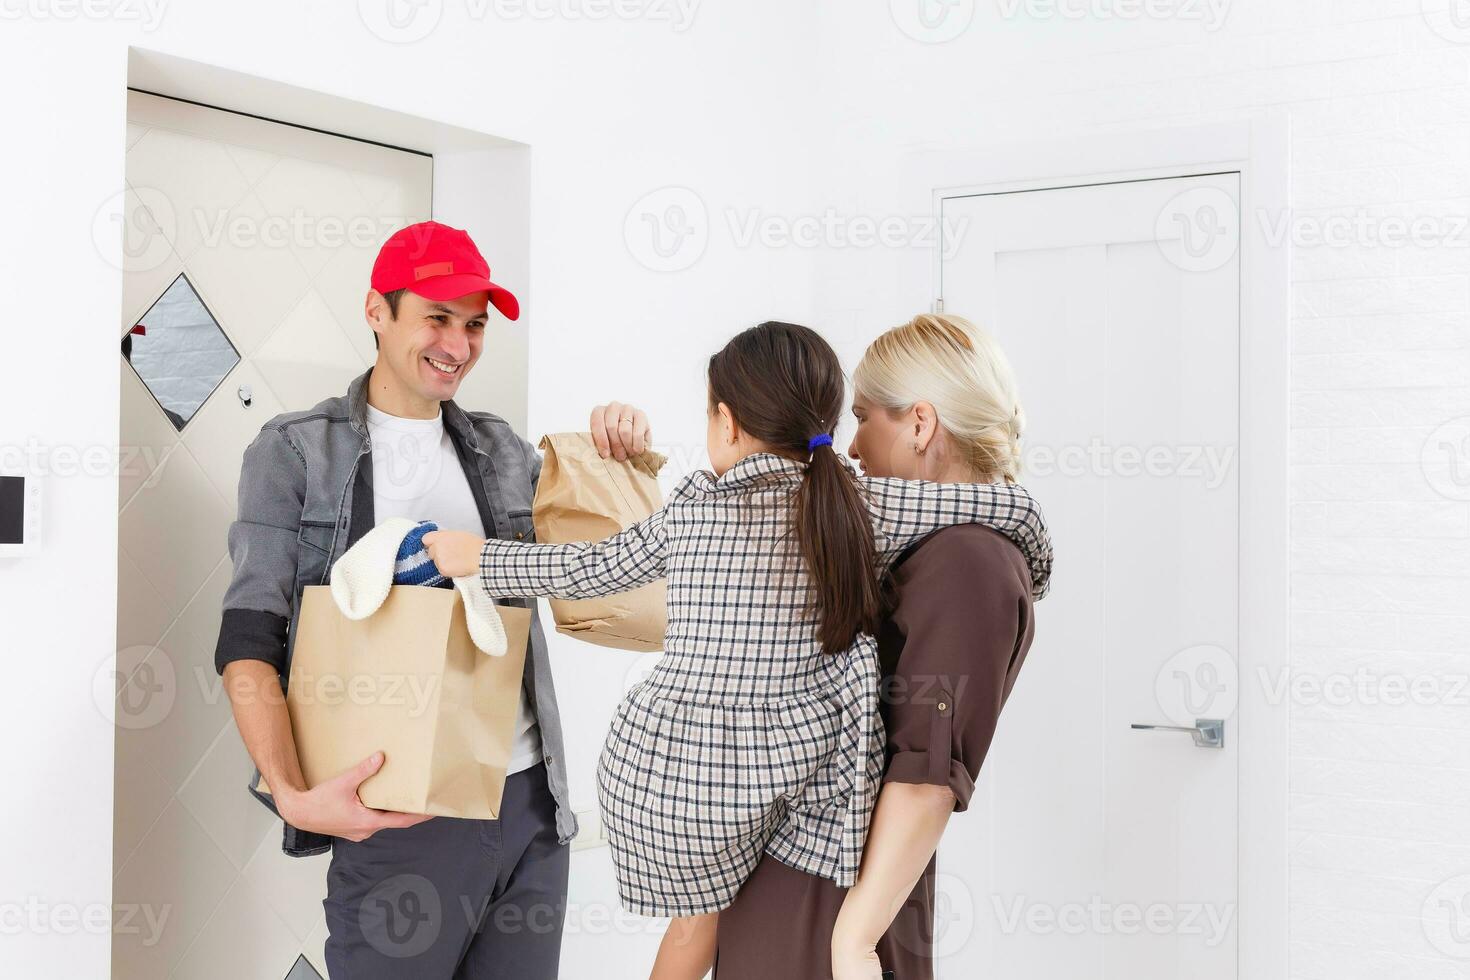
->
<box><xmin>830</xmin><ymin>941</ymin><xmax>884</xmax><ymax>980</ymax></box>
<box><xmin>421</xmin><ymin>530</ymin><xmax>487</xmax><ymax>579</ymax></box>
<box><xmin>589</xmin><ymin>401</ymin><xmax>651</xmax><ymax>461</ymax></box>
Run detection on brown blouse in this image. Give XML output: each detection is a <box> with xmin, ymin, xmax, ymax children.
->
<box><xmin>713</xmin><ymin>524</ymin><xmax>1037</xmax><ymax>980</ymax></box>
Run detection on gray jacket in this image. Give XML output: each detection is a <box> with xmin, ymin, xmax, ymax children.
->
<box><xmin>212</xmin><ymin>368</ymin><xmax>578</xmax><ymax>855</ymax></box>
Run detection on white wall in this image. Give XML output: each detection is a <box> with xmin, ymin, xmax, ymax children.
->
<box><xmin>5</xmin><ymin>1</ymin><xmax>1468</xmax><ymax>977</ymax></box>
<box><xmin>808</xmin><ymin>2</ymin><xmax>1470</xmax><ymax>977</ymax></box>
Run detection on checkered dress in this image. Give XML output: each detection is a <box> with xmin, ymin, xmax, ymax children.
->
<box><xmin>478</xmin><ymin>452</ymin><xmax>1052</xmax><ymax>917</ymax></box>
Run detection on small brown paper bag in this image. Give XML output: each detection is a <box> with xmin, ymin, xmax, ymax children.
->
<box><xmin>533</xmin><ymin>432</ymin><xmax>668</xmax><ymax>652</ymax></box>
<box><xmin>266</xmin><ymin>584</ymin><xmax>530</xmax><ymax>818</ymax></box>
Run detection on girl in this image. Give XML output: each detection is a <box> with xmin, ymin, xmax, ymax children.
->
<box><xmin>717</xmin><ymin>312</ymin><xmax>1038</xmax><ymax>980</ymax></box>
<box><xmin>425</xmin><ymin>321</ymin><xmax>1052</xmax><ymax>977</ymax></box>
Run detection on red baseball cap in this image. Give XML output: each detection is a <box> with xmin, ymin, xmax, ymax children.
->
<box><xmin>371</xmin><ymin>220</ymin><xmax>520</xmax><ymax>321</ymax></box>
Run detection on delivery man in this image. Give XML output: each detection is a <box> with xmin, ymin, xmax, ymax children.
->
<box><xmin>212</xmin><ymin>220</ymin><xmax>649</xmax><ymax>977</ymax></box>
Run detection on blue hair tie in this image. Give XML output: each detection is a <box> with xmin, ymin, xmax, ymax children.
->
<box><xmin>808</xmin><ymin>433</ymin><xmax>833</xmax><ymax>452</ymax></box>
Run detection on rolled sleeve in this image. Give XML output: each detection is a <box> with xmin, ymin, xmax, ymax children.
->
<box><xmin>878</xmin><ymin>524</ymin><xmax>1035</xmax><ymax>812</ymax></box>
<box><xmin>214</xmin><ymin>609</ymin><xmax>289</xmax><ymax>675</ymax></box>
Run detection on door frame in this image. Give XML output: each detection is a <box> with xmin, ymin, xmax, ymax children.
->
<box><xmin>919</xmin><ymin>116</ymin><xmax>1290</xmax><ymax>980</ymax></box>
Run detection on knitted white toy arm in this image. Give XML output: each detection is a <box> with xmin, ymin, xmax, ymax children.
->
<box><xmin>478</xmin><ymin>508</ymin><xmax>667</xmax><ymax>599</ymax></box>
<box><xmin>452</xmin><ymin>575</ymin><xmax>509</xmax><ymax>657</ymax></box>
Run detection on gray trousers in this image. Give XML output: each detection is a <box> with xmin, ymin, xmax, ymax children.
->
<box><xmin>323</xmin><ymin>761</ymin><xmax>570</xmax><ymax>979</ymax></box>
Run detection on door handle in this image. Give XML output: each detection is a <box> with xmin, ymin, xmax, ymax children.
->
<box><xmin>1130</xmin><ymin>717</ymin><xmax>1224</xmax><ymax>749</ymax></box>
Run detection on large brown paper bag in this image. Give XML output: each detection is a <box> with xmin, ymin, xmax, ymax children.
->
<box><xmin>264</xmin><ymin>584</ymin><xmax>530</xmax><ymax>818</ymax></box>
<box><xmin>533</xmin><ymin>432</ymin><xmax>668</xmax><ymax>651</ymax></box>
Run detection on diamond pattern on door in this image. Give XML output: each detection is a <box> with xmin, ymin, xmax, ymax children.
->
<box><xmin>124</xmin><ymin>273</ymin><xmax>239</xmax><ymax>432</ymax></box>
<box><xmin>115</xmin><ymin>89</ymin><xmax>432</xmax><ymax>979</ymax></box>
<box><xmin>285</xmin><ymin>954</ymin><xmax>325</xmax><ymax>980</ymax></box>
<box><xmin>254</xmin><ymin>156</ymin><xmax>385</xmax><ymax>280</ymax></box>
<box><xmin>183</xmin><ymin>192</ymin><xmax>315</xmax><ymax>357</ymax></box>
<box><xmin>125</xmin><ymin>126</ymin><xmax>253</xmax><ymax>262</ymax></box>
<box><xmin>252</xmin><ymin>288</ymin><xmax>372</xmax><ymax>410</ymax></box>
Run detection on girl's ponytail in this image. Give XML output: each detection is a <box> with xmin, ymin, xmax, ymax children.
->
<box><xmin>708</xmin><ymin>322</ymin><xmax>880</xmax><ymax>654</ymax></box>
<box><xmin>794</xmin><ymin>437</ymin><xmax>881</xmax><ymax>653</ymax></box>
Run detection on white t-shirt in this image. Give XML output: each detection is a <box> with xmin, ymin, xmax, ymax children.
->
<box><xmin>365</xmin><ymin>401</ymin><xmax>543</xmax><ymax>776</ymax></box>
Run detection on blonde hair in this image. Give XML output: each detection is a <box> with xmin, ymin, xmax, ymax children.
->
<box><xmin>853</xmin><ymin>313</ymin><xmax>1024</xmax><ymax>482</ymax></box>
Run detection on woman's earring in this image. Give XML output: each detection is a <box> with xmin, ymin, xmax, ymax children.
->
<box><xmin>913</xmin><ymin>442</ymin><xmax>924</xmax><ymax>455</ymax></box>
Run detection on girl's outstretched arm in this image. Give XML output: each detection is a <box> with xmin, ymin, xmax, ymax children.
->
<box><xmin>476</xmin><ymin>508</ymin><xmax>669</xmax><ymax>600</ymax></box>
<box><xmin>861</xmin><ymin>475</ymin><xmax>1053</xmax><ymax>598</ymax></box>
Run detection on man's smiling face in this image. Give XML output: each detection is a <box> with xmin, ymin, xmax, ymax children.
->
<box><xmin>367</xmin><ymin>287</ymin><xmax>489</xmax><ymax>404</ymax></box>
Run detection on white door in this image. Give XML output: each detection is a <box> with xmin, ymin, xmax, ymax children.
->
<box><xmin>937</xmin><ymin>174</ymin><xmax>1240</xmax><ymax>979</ymax></box>
<box><xmin>113</xmin><ymin>92</ymin><xmax>432</xmax><ymax>980</ymax></box>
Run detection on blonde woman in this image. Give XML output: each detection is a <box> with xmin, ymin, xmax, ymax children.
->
<box><xmin>712</xmin><ymin>313</ymin><xmax>1044</xmax><ymax>979</ymax></box>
